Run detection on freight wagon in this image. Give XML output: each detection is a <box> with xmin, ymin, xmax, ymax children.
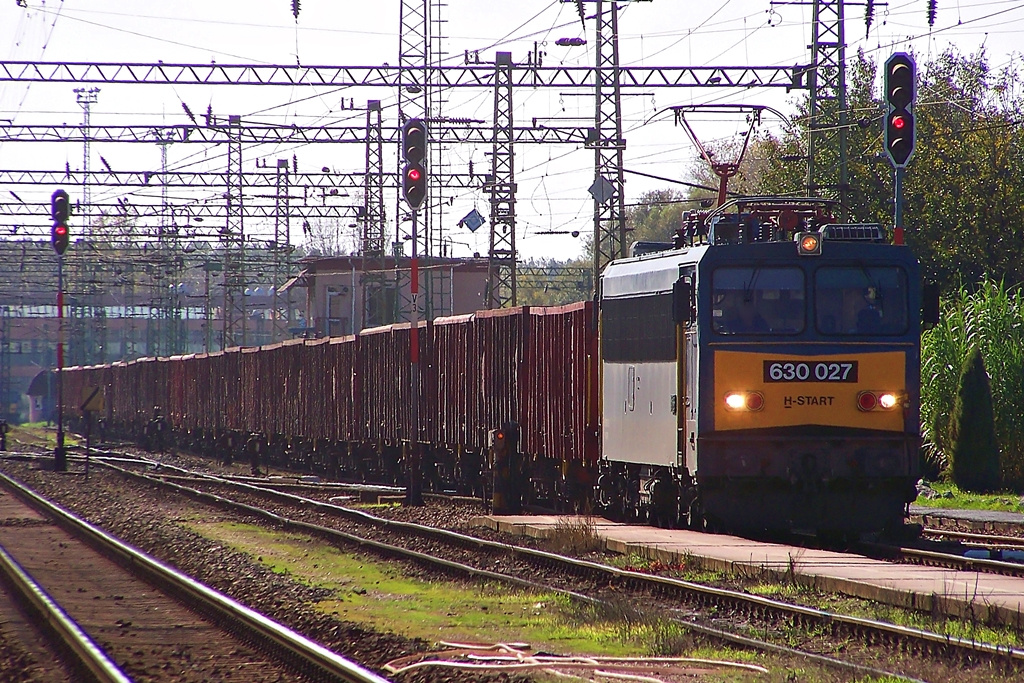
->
<box><xmin>61</xmin><ymin>302</ymin><xmax>599</xmax><ymax>511</ymax></box>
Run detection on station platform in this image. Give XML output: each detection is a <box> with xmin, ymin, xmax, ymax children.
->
<box><xmin>910</xmin><ymin>504</ymin><xmax>1024</xmax><ymax>532</ymax></box>
<box><xmin>475</xmin><ymin>514</ymin><xmax>1024</xmax><ymax>626</ymax></box>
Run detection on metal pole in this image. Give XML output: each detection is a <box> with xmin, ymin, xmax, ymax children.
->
<box><xmin>55</xmin><ymin>254</ymin><xmax>66</xmax><ymax>471</ymax></box>
<box><xmin>84</xmin><ymin>411</ymin><xmax>91</xmax><ymax>481</ymax></box>
<box><xmin>204</xmin><ymin>266</ymin><xmax>212</xmax><ymax>352</ymax></box>
<box><xmin>406</xmin><ymin>210</ymin><xmax>423</xmax><ymax>506</ymax></box>
<box><xmin>894</xmin><ymin>165</ymin><xmax>905</xmax><ymax>245</ymax></box>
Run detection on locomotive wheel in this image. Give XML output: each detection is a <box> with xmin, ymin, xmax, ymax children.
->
<box><xmin>683</xmin><ymin>490</ymin><xmax>704</xmax><ymax>531</ymax></box>
<box><xmin>650</xmin><ymin>476</ymin><xmax>679</xmax><ymax>529</ymax></box>
<box><xmin>597</xmin><ymin>473</ymin><xmax>626</xmax><ymax>522</ymax></box>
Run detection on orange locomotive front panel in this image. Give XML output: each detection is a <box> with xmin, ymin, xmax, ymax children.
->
<box><xmin>714</xmin><ymin>349</ymin><xmax>908</xmax><ymax>433</ymax></box>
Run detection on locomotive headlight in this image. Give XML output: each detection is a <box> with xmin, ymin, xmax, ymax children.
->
<box><xmin>725</xmin><ymin>393</ymin><xmax>746</xmax><ymax>410</ymax></box>
<box><xmin>725</xmin><ymin>391</ymin><xmax>765</xmax><ymax>411</ymax></box>
<box><xmin>857</xmin><ymin>391</ymin><xmax>901</xmax><ymax>411</ymax></box>
<box><xmin>878</xmin><ymin>392</ymin><xmax>899</xmax><ymax>409</ymax></box>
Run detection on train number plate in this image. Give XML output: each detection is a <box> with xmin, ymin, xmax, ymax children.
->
<box><xmin>763</xmin><ymin>360</ymin><xmax>859</xmax><ymax>383</ymax></box>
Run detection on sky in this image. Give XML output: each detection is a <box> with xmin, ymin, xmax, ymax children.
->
<box><xmin>1</xmin><ymin>0</ymin><xmax>1022</xmax><ymax>262</ymax></box>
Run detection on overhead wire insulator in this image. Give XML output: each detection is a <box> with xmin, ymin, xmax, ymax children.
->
<box><xmin>574</xmin><ymin>0</ymin><xmax>585</xmax><ymax>28</ymax></box>
<box><xmin>927</xmin><ymin>0</ymin><xmax>937</xmax><ymax>27</ymax></box>
<box><xmin>291</xmin><ymin>0</ymin><xmax>300</xmax><ymax>19</ymax></box>
<box><xmin>864</xmin><ymin>0</ymin><xmax>875</xmax><ymax>38</ymax></box>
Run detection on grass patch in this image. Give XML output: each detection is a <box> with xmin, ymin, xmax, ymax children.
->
<box><xmin>188</xmin><ymin>520</ymin><xmax>709</xmax><ymax>658</ymax></box>
<box><xmin>352</xmin><ymin>502</ymin><xmax>403</xmax><ymax>511</ymax></box>
<box><xmin>605</xmin><ymin>550</ymin><xmax>1024</xmax><ymax>653</ymax></box>
<box><xmin>915</xmin><ymin>480</ymin><xmax>1024</xmax><ymax>513</ymax></box>
<box><xmin>608</xmin><ymin>551</ymin><xmax>731</xmax><ymax>584</ymax></box>
<box><xmin>8</xmin><ymin>424</ymin><xmax>79</xmax><ymax>449</ymax></box>
<box><xmin>755</xmin><ymin>583</ymin><xmax>1024</xmax><ymax>651</ymax></box>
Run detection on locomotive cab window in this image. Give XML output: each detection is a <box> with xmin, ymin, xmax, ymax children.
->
<box><xmin>602</xmin><ymin>293</ymin><xmax>676</xmax><ymax>362</ymax></box>
<box><xmin>712</xmin><ymin>267</ymin><xmax>805</xmax><ymax>335</ymax></box>
<box><xmin>815</xmin><ymin>266</ymin><xmax>908</xmax><ymax>335</ymax></box>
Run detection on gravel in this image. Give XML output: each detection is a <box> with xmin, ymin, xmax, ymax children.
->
<box><xmin>0</xmin><ymin>457</ymin><xmax>532</xmax><ymax>683</ymax></box>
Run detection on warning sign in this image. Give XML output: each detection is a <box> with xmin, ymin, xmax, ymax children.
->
<box><xmin>80</xmin><ymin>386</ymin><xmax>104</xmax><ymax>413</ymax></box>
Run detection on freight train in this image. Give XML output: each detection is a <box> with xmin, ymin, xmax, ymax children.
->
<box><xmin>60</xmin><ymin>197</ymin><xmax>934</xmax><ymax>536</ymax></box>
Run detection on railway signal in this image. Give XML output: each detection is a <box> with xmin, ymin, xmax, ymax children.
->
<box><xmin>401</xmin><ymin>118</ymin><xmax>427</xmax><ymax>210</ymax></box>
<box><xmin>50</xmin><ymin>189</ymin><xmax>70</xmax><ymax>255</ymax></box>
<box><xmin>884</xmin><ymin>53</ymin><xmax>916</xmax><ymax>168</ymax></box>
<box><xmin>49</xmin><ymin>188</ymin><xmax>72</xmax><ymax>471</ymax></box>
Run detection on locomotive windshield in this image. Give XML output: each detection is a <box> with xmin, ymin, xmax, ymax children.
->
<box><xmin>712</xmin><ymin>267</ymin><xmax>805</xmax><ymax>335</ymax></box>
<box><xmin>815</xmin><ymin>266</ymin><xmax>909</xmax><ymax>335</ymax></box>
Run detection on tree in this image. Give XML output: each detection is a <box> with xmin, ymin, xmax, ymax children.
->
<box><xmin>749</xmin><ymin>48</ymin><xmax>1024</xmax><ymax>293</ymax></box>
<box><xmin>516</xmin><ymin>258</ymin><xmax>592</xmax><ymax>306</ymax></box>
<box><xmin>626</xmin><ymin>189</ymin><xmax>690</xmax><ymax>245</ymax></box>
<box><xmin>949</xmin><ymin>347</ymin><xmax>1001</xmax><ymax>492</ymax></box>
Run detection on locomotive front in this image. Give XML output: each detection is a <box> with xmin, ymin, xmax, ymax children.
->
<box><xmin>699</xmin><ymin>234</ymin><xmax>922</xmax><ymax>535</ymax></box>
<box><xmin>598</xmin><ymin>203</ymin><xmax>926</xmax><ymax>536</ymax></box>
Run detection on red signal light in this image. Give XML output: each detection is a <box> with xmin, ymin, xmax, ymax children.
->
<box><xmin>55</xmin><ymin>225</ymin><xmax>67</xmax><ymax>236</ymax></box>
<box><xmin>892</xmin><ymin>115</ymin><xmax>906</xmax><ymax>130</ymax></box>
<box><xmin>408</xmin><ymin>168</ymin><xmax>422</xmax><ymax>182</ymax></box>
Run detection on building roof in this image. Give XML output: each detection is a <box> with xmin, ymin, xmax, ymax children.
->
<box><xmin>300</xmin><ymin>254</ymin><xmax>490</xmax><ymax>275</ymax></box>
<box><xmin>26</xmin><ymin>370</ymin><xmax>52</xmax><ymax>398</ymax></box>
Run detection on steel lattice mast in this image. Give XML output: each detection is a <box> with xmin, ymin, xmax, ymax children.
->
<box><xmin>362</xmin><ymin>100</ymin><xmax>388</xmax><ymax>328</ymax></box>
<box><xmin>591</xmin><ymin>0</ymin><xmax>628</xmax><ymax>290</ymax></box>
<box><xmin>805</xmin><ymin>0</ymin><xmax>849</xmax><ymax>215</ymax></box>
<box><xmin>272</xmin><ymin>158</ymin><xmax>292</xmax><ymax>342</ymax></box>
<box><xmin>486</xmin><ymin>52</ymin><xmax>516</xmax><ymax>309</ymax></box>
<box><xmin>222</xmin><ymin>114</ymin><xmax>245</xmax><ymax>349</ymax></box>
<box><xmin>396</xmin><ymin>0</ymin><xmax>430</xmax><ymax>324</ymax></box>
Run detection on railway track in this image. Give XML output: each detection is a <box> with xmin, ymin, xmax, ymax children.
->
<box><xmin>92</xmin><ymin>445</ymin><xmax>1024</xmax><ymax>581</ymax></box>
<box><xmin>66</xmin><ymin>454</ymin><xmax>1024</xmax><ymax>681</ymax></box>
<box><xmin>921</xmin><ymin>527</ymin><xmax>1024</xmax><ymax>551</ymax></box>
<box><xmin>13</xmin><ymin>445</ymin><xmax>1024</xmax><ymax>681</ymax></box>
<box><xmin>0</xmin><ymin>469</ymin><xmax>390</xmax><ymax>683</ymax></box>
<box><xmin>849</xmin><ymin>527</ymin><xmax>1024</xmax><ymax>579</ymax></box>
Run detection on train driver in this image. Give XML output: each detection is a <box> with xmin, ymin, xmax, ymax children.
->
<box><xmin>854</xmin><ymin>287</ymin><xmax>884</xmax><ymax>333</ymax></box>
<box><xmin>718</xmin><ymin>290</ymin><xmax>771</xmax><ymax>334</ymax></box>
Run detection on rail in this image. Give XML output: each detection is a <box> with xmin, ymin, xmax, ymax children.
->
<box><xmin>0</xmin><ymin>470</ymin><xmax>391</xmax><ymax>683</ymax></box>
<box><xmin>0</xmin><ymin>542</ymin><xmax>132</xmax><ymax>683</ymax></box>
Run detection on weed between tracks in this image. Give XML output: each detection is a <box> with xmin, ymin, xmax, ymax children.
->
<box><xmin>544</xmin><ymin>515</ymin><xmax>605</xmax><ymax>555</ymax></box>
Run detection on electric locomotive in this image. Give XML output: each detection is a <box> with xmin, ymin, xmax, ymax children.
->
<box><xmin>596</xmin><ymin>198</ymin><xmax>928</xmax><ymax>535</ymax></box>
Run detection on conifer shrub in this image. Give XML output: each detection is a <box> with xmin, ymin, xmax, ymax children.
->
<box><xmin>949</xmin><ymin>347</ymin><xmax>1000</xmax><ymax>492</ymax></box>
<box><xmin>921</xmin><ymin>280</ymin><xmax>1024</xmax><ymax>487</ymax></box>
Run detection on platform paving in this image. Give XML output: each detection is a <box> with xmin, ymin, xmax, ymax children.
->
<box><xmin>475</xmin><ymin>514</ymin><xmax>1024</xmax><ymax>626</ymax></box>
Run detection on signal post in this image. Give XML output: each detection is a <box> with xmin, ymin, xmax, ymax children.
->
<box><xmin>50</xmin><ymin>189</ymin><xmax>71</xmax><ymax>471</ymax></box>
<box><xmin>401</xmin><ymin>119</ymin><xmax>427</xmax><ymax>506</ymax></box>
<box><xmin>883</xmin><ymin>53</ymin><xmax>917</xmax><ymax>245</ymax></box>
